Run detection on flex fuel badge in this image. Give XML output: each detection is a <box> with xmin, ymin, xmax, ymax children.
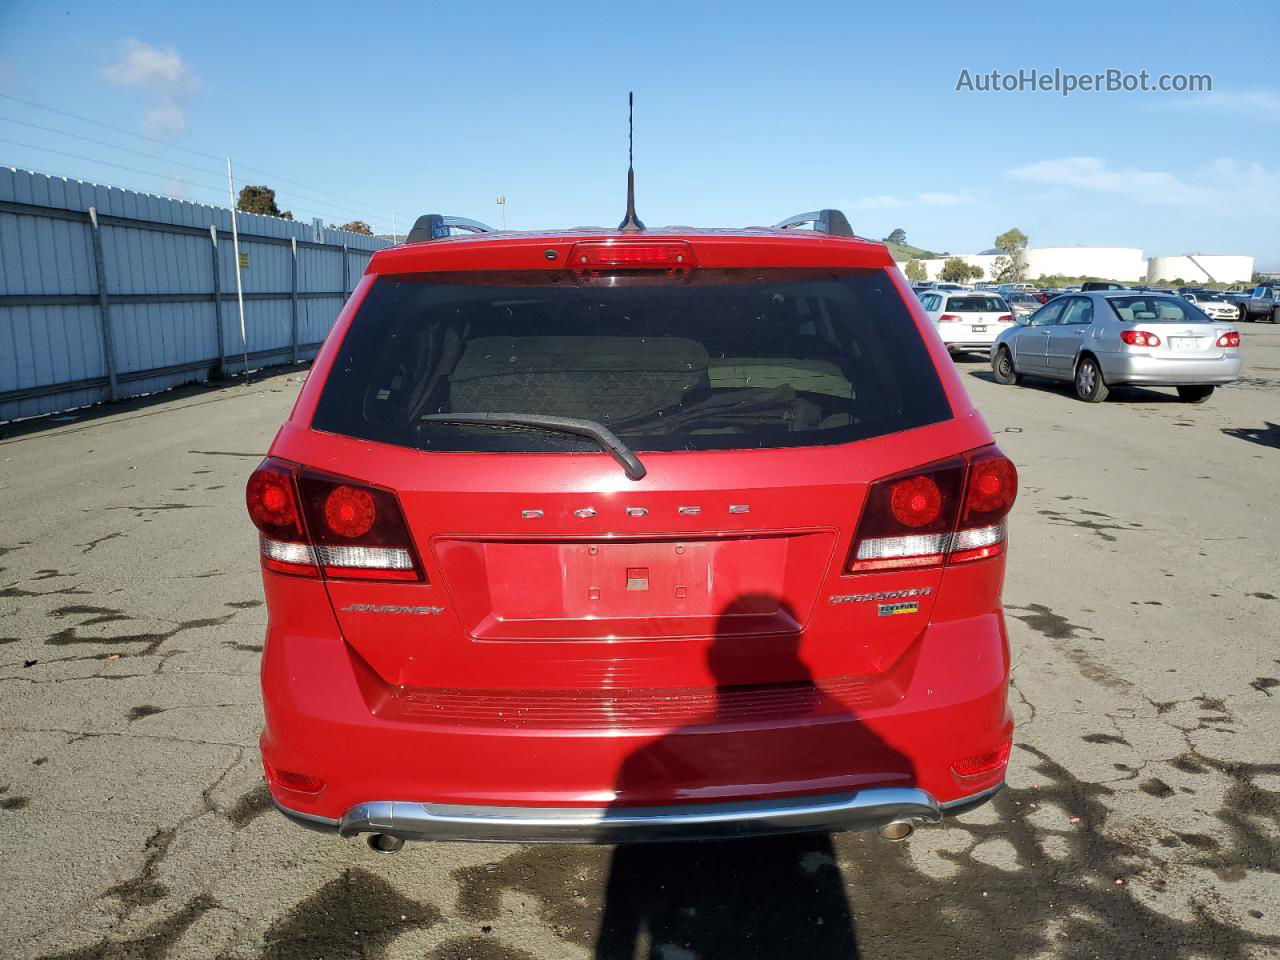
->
<box><xmin>877</xmin><ymin>600</ymin><xmax>921</xmax><ymax>617</ymax></box>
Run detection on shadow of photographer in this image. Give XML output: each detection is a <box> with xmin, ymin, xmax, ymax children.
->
<box><xmin>595</xmin><ymin>594</ymin><xmax>915</xmax><ymax>959</ymax></box>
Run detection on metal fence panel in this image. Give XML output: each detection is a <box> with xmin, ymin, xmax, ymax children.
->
<box><xmin>0</xmin><ymin>167</ymin><xmax>388</xmax><ymax>422</ymax></box>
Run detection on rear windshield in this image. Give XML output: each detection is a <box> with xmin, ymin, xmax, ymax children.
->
<box><xmin>1107</xmin><ymin>296</ymin><xmax>1210</xmax><ymax>324</ymax></box>
<box><xmin>946</xmin><ymin>296</ymin><xmax>1006</xmax><ymax>312</ymax></box>
<box><xmin>312</xmin><ymin>268</ymin><xmax>951</xmax><ymax>454</ymax></box>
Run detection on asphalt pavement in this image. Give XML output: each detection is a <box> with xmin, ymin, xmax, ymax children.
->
<box><xmin>1</xmin><ymin>326</ymin><xmax>1277</xmax><ymax>960</ymax></box>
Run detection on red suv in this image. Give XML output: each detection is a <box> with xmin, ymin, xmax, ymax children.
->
<box><xmin>247</xmin><ymin>209</ymin><xmax>1016</xmax><ymax>851</ymax></box>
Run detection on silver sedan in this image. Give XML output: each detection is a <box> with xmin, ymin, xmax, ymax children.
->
<box><xmin>990</xmin><ymin>292</ymin><xmax>1242</xmax><ymax>403</ymax></box>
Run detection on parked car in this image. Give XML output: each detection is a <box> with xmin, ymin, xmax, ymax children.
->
<box><xmin>1181</xmin><ymin>292</ymin><xmax>1240</xmax><ymax>322</ymax></box>
<box><xmin>1081</xmin><ymin>281</ymin><xmax>1128</xmax><ymax>291</ymax></box>
<box><xmin>1239</xmin><ymin>284</ymin><xmax>1279</xmax><ymax>322</ymax></box>
<box><xmin>245</xmin><ymin>207</ymin><xmax>1017</xmax><ymax>850</ymax></box>
<box><xmin>997</xmin><ymin>283</ymin><xmax>1036</xmax><ymax>297</ymax></box>
<box><xmin>918</xmin><ymin>290</ymin><xmax>1016</xmax><ymax>356</ymax></box>
<box><xmin>1005</xmin><ymin>292</ymin><xmax>1044</xmax><ymax>319</ymax></box>
<box><xmin>991</xmin><ymin>292</ymin><xmax>1241</xmax><ymax>403</ymax></box>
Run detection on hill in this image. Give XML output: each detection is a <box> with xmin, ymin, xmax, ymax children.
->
<box><xmin>884</xmin><ymin>239</ymin><xmax>943</xmax><ymax>261</ymax></box>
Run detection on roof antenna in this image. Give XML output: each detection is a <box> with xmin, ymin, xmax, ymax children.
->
<box><xmin>618</xmin><ymin>92</ymin><xmax>645</xmax><ymax>231</ymax></box>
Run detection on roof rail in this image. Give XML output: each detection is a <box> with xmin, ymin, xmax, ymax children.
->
<box><xmin>773</xmin><ymin>209</ymin><xmax>855</xmax><ymax>238</ymax></box>
<box><xmin>406</xmin><ymin>214</ymin><xmax>497</xmax><ymax>244</ymax></box>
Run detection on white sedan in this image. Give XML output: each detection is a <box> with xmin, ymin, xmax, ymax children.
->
<box><xmin>1181</xmin><ymin>293</ymin><xmax>1240</xmax><ymax>322</ymax></box>
<box><xmin>918</xmin><ymin>291</ymin><xmax>1017</xmax><ymax>356</ymax></box>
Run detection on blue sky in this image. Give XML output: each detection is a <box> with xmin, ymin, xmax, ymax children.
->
<box><xmin>1</xmin><ymin>0</ymin><xmax>1277</xmax><ymax>266</ymax></box>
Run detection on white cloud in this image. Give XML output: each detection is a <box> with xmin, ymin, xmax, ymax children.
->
<box><xmin>842</xmin><ymin>191</ymin><xmax>974</xmax><ymax>210</ymax></box>
<box><xmin>918</xmin><ymin>191</ymin><xmax>974</xmax><ymax>207</ymax></box>
<box><xmin>1007</xmin><ymin>155</ymin><xmax>1280</xmax><ymax>212</ymax></box>
<box><xmin>102</xmin><ymin>39</ymin><xmax>200</xmax><ymax>136</ymax></box>
<box><xmin>1160</xmin><ymin>88</ymin><xmax>1280</xmax><ymax>122</ymax></box>
<box><xmin>845</xmin><ymin>194</ymin><xmax>903</xmax><ymax>210</ymax></box>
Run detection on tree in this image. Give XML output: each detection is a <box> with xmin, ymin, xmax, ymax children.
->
<box><xmin>886</xmin><ymin>228</ymin><xmax>907</xmax><ymax>245</ymax></box>
<box><xmin>904</xmin><ymin>259</ymin><xmax>927</xmax><ymax>283</ymax></box>
<box><xmin>993</xmin><ymin>227</ymin><xmax>1029</xmax><ymax>283</ymax></box>
<box><xmin>334</xmin><ymin>220</ymin><xmax>373</xmax><ymax>235</ymax></box>
<box><xmin>236</xmin><ymin>185</ymin><xmax>292</xmax><ymax>220</ymax></box>
<box><xmin>939</xmin><ymin>257</ymin><xmax>981</xmax><ymax>284</ymax></box>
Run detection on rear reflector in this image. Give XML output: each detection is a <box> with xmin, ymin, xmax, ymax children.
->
<box><xmin>275</xmin><ymin>769</ymin><xmax>325</xmax><ymax>794</ymax></box>
<box><xmin>952</xmin><ymin>740</ymin><xmax>1011</xmax><ymax>778</ymax></box>
<box><xmin>847</xmin><ymin>447</ymin><xmax>1017</xmax><ymax>574</ymax></box>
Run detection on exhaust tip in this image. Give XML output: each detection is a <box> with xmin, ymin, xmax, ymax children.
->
<box><xmin>879</xmin><ymin>820</ymin><xmax>915</xmax><ymax>842</ymax></box>
<box><xmin>367</xmin><ymin>833</ymin><xmax>405</xmax><ymax>854</ymax></box>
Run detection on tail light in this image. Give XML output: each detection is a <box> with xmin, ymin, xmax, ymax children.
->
<box><xmin>246</xmin><ymin>458</ymin><xmax>423</xmax><ymax>581</ymax></box>
<box><xmin>1216</xmin><ymin>331</ymin><xmax>1240</xmax><ymax>348</ymax></box>
<box><xmin>1120</xmin><ymin>330</ymin><xmax>1161</xmax><ymax>347</ymax></box>
<box><xmin>847</xmin><ymin>447</ymin><xmax>1017</xmax><ymax>573</ymax></box>
<box><xmin>997</xmin><ymin>314</ymin><xmax>1014</xmax><ymax>324</ymax></box>
<box><xmin>938</xmin><ymin>314</ymin><xmax>962</xmax><ymax>324</ymax></box>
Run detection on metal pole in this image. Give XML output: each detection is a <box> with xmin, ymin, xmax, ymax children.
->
<box><xmin>226</xmin><ymin>158</ymin><xmax>248</xmax><ymax>375</ymax></box>
<box><xmin>290</xmin><ymin>236</ymin><xmax>299</xmax><ymax>364</ymax></box>
<box><xmin>87</xmin><ymin>207</ymin><xmax>118</xmax><ymax>401</ymax></box>
<box><xmin>391</xmin><ymin>209</ymin><xmax>397</xmax><ymax>244</ymax></box>
<box><xmin>208</xmin><ymin>224</ymin><xmax>225</xmax><ymax>374</ymax></box>
<box><xmin>342</xmin><ymin>243</ymin><xmax>349</xmax><ymax>297</ymax></box>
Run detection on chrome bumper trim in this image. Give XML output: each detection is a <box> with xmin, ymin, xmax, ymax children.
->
<box><xmin>940</xmin><ymin>782</ymin><xmax>1004</xmax><ymax>814</ymax></box>
<box><xmin>271</xmin><ymin>785</ymin><xmax>1013</xmax><ymax>845</ymax></box>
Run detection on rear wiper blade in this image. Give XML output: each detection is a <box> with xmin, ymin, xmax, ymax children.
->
<box><xmin>420</xmin><ymin>412</ymin><xmax>647</xmax><ymax>481</ymax></box>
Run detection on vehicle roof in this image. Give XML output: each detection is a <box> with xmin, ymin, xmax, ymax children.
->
<box><xmin>366</xmin><ymin>227</ymin><xmax>895</xmax><ymax>276</ymax></box>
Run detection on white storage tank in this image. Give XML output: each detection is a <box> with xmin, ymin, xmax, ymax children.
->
<box><xmin>1147</xmin><ymin>255</ymin><xmax>1254</xmax><ymax>284</ymax></box>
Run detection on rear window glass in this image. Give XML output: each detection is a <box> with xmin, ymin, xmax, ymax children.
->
<box><xmin>946</xmin><ymin>296</ymin><xmax>1006</xmax><ymax>312</ymax></box>
<box><xmin>312</xmin><ymin>268</ymin><xmax>951</xmax><ymax>454</ymax></box>
<box><xmin>1107</xmin><ymin>296</ymin><xmax>1209</xmax><ymax>324</ymax></box>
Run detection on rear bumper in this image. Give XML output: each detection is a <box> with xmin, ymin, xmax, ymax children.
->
<box><xmin>944</xmin><ymin>342</ymin><xmax>997</xmax><ymax>354</ymax></box>
<box><xmin>275</xmin><ymin>783</ymin><xmax>1002</xmax><ymax>844</ymax></box>
<box><xmin>259</xmin><ymin>577</ymin><xmax>1013</xmax><ymax>831</ymax></box>
<box><xmin>1099</xmin><ymin>352</ymin><xmax>1242</xmax><ymax>386</ymax></box>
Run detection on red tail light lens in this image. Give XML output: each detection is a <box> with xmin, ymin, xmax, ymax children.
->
<box><xmin>937</xmin><ymin>314</ymin><xmax>962</xmax><ymax>323</ymax></box>
<box><xmin>568</xmin><ymin>240</ymin><xmax>697</xmax><ymax>272</ymax></box>
<box><xmin>891</xmin><ymin>475</ymin><xmax>944</xmax><ymax>527</ymax></box>
<box><xmin>997</xmin><ymin>314</ymin><xmax>1014</xmax><ymax>324</ymax></box>
<box><xmin>245</xmin><ymin>460</ymin><xmax>423</xmax><ymax>581</ymax></box>
<box><xmin>847</xmin><ymin>447</ymin><xmax>1018</xmax><ymax>573</ymax></box>
<box><xmin>246</xmin><ymin>458</ymin><xmax>317</xmax><ymax>577</ymax></box>
<box><xmin>1120</xmin><ymin>330</ymin><xmax>1161</xmax><ymax>347</ymax></box>
<box><xmin>323</xmin><ymin>485</ymin><xmax>376</xmax><ymax>538</ymax></box>
<box><xmin>1216</xmin><ymin>331</ymin><xmax>1240</xmax><ymax>348</ymax></box>
<box><xmin>848</xmin><ymin>458</ymin><xmax>965</xmax><ymax>572</ymax></box>
<box><xmin>951</xmin><ymin>447</ymin><xmax>1019</xmax><ymax>564</ymax></box>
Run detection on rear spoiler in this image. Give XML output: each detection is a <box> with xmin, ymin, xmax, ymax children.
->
<box><xmin>773</xmin><ymin>209</ymin><xmax>855</xmax><ymax>238</ymax></box>
<box><xmin>406</xmin><ymin>214</ymin><xmax>496</xmax><ymax>244</ymax></box>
